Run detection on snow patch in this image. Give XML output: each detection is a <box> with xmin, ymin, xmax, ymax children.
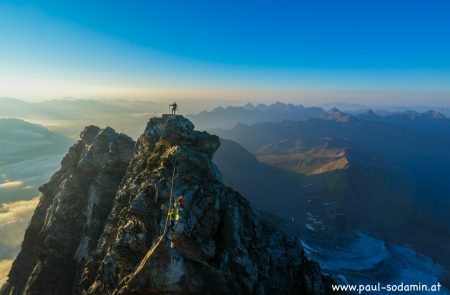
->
<box><xmin>303</xmin><ymin>231</ymin><xmax>450</xmax><ymax>294</ymax></box>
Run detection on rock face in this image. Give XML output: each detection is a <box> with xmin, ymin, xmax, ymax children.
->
<box><xmin>1</xmin><ymin>126</ymin><xmax>134</xmax><ymax>295</ymax></box>
<box><xmin>2</xmin><ymin>115</ymin><xmax>335</xmax><ymax>295</ymax></box>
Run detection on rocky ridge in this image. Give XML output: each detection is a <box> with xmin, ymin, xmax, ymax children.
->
<box><xmin>1</xmin><ymin>125</ymin><xmax>134</xmax><ymax>294</ymax></box>
<box><xmin>2</xmin><ymin>115</ymin><xmax>335</xmax><ymax>295</ymax></box>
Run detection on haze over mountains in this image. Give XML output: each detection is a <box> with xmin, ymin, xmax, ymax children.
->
<box><xmin>188</xmin><ymin>100</ymin><xmax>450</xmax><ymax>130</ymax></box>
<box><xmin>0</xmin><ymin>98</ymin><xmax>242</xmax><ymax>138</ymax></box>
<box><xmin>4</xmin><ymin>98</ymin><xmax>450</xmax><ymax>136</ymax></box>
<box><xmin>187</xmin><ymin>102</ymin><xmax>325</xmax><ymax>129</ymax></box>
<box><xmin>211</xmin><ymin>107</ymin><xmax>450</xmax><ymax>288</ymax></box>
<box><xmin>0</xmin><ymin>118</ymin><xmax>72</xmax><ymax>203</ymax></box>
<box><xmin>1</xmin><ymin>99</ymin><xmax>449</xmax><ymax>292</ymax></box>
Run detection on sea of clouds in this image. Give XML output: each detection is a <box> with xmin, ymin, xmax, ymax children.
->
<box><xmin>0</xmin><ymin>198</ymin><xmax>39</xmax><ymax>288</ymax></box>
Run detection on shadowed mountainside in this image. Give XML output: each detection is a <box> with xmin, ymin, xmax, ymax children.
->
<box><xmin>213</xmin><ymin>136</ymin><xmax>450</xmax><ymax>289</ymax></box>
<box><xmin>211</xmin><ymin>111</ymin><xmax>450</xmax><ymax>274</ymax></box>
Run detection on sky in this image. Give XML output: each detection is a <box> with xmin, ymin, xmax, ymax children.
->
<box><xmin>0</xmin><ymin>0</ymin><xmax>449</xmax><ymax>105</ymax></box>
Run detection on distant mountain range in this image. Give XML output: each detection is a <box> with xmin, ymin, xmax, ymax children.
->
<box><xmin>188</xmin><ymin>102</ymin><xmax>326</xmax><ymax>129</ymax></box>
<box><xmin>0</xmin><ymin>97</ymin><xmax>227</xmax><ymax>119</ymax></box>
<box><xmin>188</xmin><ymin>101</ymin><xmax>450</xmax><ymax>132</ymax></box>
<box><xmin>0</xmin><ymin>98</ymin><xmax>238</xmax><ymax>138</ymax></box>
<box><xmin>211</xmin><ymin>108</ymin><xmax>450</xmax><ymax>279</ymax></box>
<box><xmin>356</xmin><ymin>108</ymin><xmax>450</xmax><ymax>135</ymax></box>
<box><xmin>3</xmin><ymin>98</ymin><xmax>450</xmax><ymax>138</ymax></box>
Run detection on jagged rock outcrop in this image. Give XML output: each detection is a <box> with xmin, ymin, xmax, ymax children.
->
<box><xmin>1</xmin><ymin>126</ymin><xmax>134</xmax><ymax>295</ymax></box>
<box><xmin>2</xmin><ymin>115</ymin><xmax>335</xmax><ymax>295</ymax></box>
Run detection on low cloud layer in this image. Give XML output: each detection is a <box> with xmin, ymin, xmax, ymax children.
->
<box><xmin>0</xmin><ymin>181</ymin><xmax>24</xmax><ymax>189</ymax></box>
<box><xmin>0</xmin><ymin>198</ymin><xmax>39</xmax><ymax>287</ymax></box>
<box><xmin>0</xmin><ymin>260</ymin><xmax>13</xmax><ymax>287</ymax></box>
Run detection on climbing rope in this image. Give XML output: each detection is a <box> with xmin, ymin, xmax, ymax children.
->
<box><xmin>124</xmin><ymin>150</ymin><xmax>178</xmax><ymax>285</ymax></box>
<box><xmin>115</xmin><ymin>117</ymin><xmax>180</xmax><ymax>294</ymax></box>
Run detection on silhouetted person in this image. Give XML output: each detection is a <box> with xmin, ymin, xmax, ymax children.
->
<box><xmin>169</xmin><ymin>102</ymin><xmax>178</xmax><ymax>115</ymax></box>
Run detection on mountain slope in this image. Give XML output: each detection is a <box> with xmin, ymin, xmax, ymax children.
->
<box><xmin>211</xmin><ymin>115</ymin><xmax>450</xmax><ymax>272</ymax></box>
<box><xmin>211</xmin><ymin>133</ymin><xmax>450</xmax><ymax>289</ymax></box>
<box><xmin>2</xmin><ymin>116</ymin><xmax>334</xmax><ymax>295</ymax></box>
<box><xmin>213</xmin><ymin>139</ymin><xmax>307</xmax><ymax>217</ymax></box>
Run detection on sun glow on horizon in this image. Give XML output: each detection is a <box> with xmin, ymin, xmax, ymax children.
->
<box><xmin>0</xmin><ymin>2</ymin><xmax>449</xmax><ymax>106</ymax></box>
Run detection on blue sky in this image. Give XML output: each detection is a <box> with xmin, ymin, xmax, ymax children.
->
<box><xmin>0</xmin><ymin>0</ymin><xmax>449</xmax><ymax>105</ymax></box>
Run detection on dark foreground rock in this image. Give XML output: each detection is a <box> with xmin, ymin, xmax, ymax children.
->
<box><xmin>2</xmin><ymin>115</ymin><xmax>336</xmax><ymax>295</ymax></box>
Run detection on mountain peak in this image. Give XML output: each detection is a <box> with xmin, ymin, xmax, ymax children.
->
<box><xmin>322</xmin><ymin>108</ymin><xmax>352</xmax><ymax>122</ymax></box>
<box><xmin>2</xmin><ymin>115</ymin><xmax>334</xmax><ymax>294</ymax></box>
<box><xmin>141</xmin><ymin>115</ymin><xmax>220</xmax><ymax>160</ymax></box>
<box><xmin>243</xmin><ymin>102</ymin><xmax>255</xmax><ymax>110</ymax></box>
<box><xmin>425</xmin><ymin>110</ymin><xmax>446</xmax><ymax>119</ymax></box>
<box><xmin>364</xmin><ymin>109</ymin><xmax>378</xmax><ymax>116</ymax></box>
<box><xmin>80</xmin><ymin>125</ymin><xmax>101</xmax><ymax>144</ymax></box>
<box><xmin>357</xmin><ymin>109</ymin><xmax>380</xmax><ymax>120</ymax></box>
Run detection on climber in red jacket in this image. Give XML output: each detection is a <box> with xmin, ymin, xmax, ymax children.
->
<box><xmin>177</xmin><ymin>195</ymin><xmax>185</xmax><ymax>209</ymax></box>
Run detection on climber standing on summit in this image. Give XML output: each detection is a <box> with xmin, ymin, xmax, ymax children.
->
<box><xmin>169</xmin><ymin>102</ymin><xmax>178</xmax><ymax>115</ymax></box>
